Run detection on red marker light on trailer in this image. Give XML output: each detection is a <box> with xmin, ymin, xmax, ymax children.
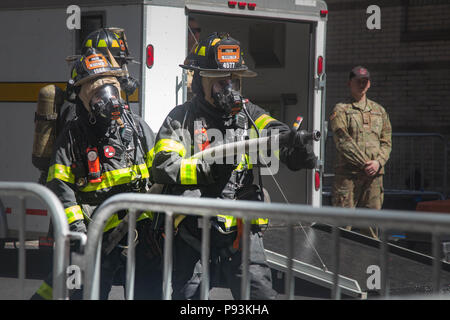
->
<box><xmin>317</xmin><ymin>56</ymin><xmax>324</xmax><ymax>76</ymax></box>
<box><xmin>248</xmin><ymin>3</ymin><xmax>256</xmax><ymax>10</ymax></box>
<box><xmin>146</xmin><ymin>44</ymin><xmax>154</xmax><ymax>69</ymax></box>
<box><xmin>228</xmin><ymin>1</ymin><xmax>237</xmax><ymax>8</ymax></box>
<box><xmin>320</xmin><ymin>10</ymin><xmax>328</xmax><ymax>17</ymax></box>
<box><xmin>315</xmin><ymin>171</ymin><xmax>321</xmax><ymax>191</ymax></box>
<box><xmin>238</xmin><ymin>2</ymin><xmax>247</xmax><ymax>9</ymax></box>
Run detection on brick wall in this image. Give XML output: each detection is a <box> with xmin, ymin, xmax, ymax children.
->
<box><xmin>324</xmin><ymin>0</ymin><xmax>450</xmax><ymax>196</ymax></box>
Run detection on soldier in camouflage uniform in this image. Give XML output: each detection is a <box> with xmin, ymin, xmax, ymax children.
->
<box><xmin>329</xmin><ymin>66</ymin><xmax>392</xmax><ymax>238</ymax></box>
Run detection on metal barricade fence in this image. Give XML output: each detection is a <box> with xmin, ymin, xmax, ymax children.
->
<box><xmin>83</xmin><ymin>192</ymin><xmax>450</xmax><ymax>300</ymax></box>
<box><xmin>324</xmin><ymin>132</ymin><xmax>448</xmax><ymax>199</ymax></box>
<box><xmin>0</xmin><ymin>182</ymin><xmax>85</xmax><ymax>300</ymax></box>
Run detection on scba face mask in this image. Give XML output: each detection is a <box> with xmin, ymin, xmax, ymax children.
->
<box><xmin>90</xmin><ymin>84</ymin><xmax>124</xmax><ymax>121</ymax></box>
<box><xmin>212</xmin><ymin>78</ymin><xmax>242</xmax><ymax>115</ymax></box>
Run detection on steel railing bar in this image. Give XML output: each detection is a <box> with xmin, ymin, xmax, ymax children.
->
<box><xmin>125</xmin><ymin>209</ymin><xmax>137</xmax><ymax>300</ymax></box>
<box><xmin>285</xmin><ymin>223</ymin><xmax>295</xmax><ymax>300</ymax></box>
<box><xmin>18</xmin><ymin>196</ymin><xmax>26</xmax><ymax>300</ymax></box>
<box><xmin>0</xmin><ymin>182</ymin><xmax>70</xmax><ymax>300</ymax></box>
<box><xmin>163</xmin><ymin>212</ymin><xmax>174</xmax><ymax>300</ymax></box>
<box><xmin>82</xmin><ymin>192</ymin><xmax>450</xmax><ymax>300</ymax></box>
<box><xmin>331</xmin><ymin>226</ymin><xmax>341</xmax><ymax>300</ymax></box>
<box><xmin>241</xmin><ymin>219</ymin><xmax>251</xmax><ymax>300</ymax></box>
<box><xmin>200</xmin><ymin>217</ymin><xmax>211</xmax><ymax>300</ymax></box>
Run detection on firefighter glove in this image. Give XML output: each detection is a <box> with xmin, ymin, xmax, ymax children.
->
<box><xmin>69</xmin><ymin>219</ymin><xmax>87</xmax><ymax>234</ymax></box>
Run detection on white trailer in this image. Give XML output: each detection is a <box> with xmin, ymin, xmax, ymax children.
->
<box><xmin>0</xmin><ymin>0</ymin><xmax>327</xmax><ymax>241</ymax></box>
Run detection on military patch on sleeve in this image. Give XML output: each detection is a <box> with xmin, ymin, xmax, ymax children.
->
<box><xmin>330</xmin><ymin>112</ymin><xmax>337</xmax><ymax>121</ymax></box>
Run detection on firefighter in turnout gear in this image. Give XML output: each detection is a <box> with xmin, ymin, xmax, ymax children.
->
<box><xmin>152</xmin><ymin>33</ymin><xmax>317</xmax><ymax>299</ymax></box>
<box><xmin>80</xmin><ymin>28</ymin><xmax>140</xmax><ymax>99</ymax></box>
<box><xmin>32</xmin><ymin>49</ymin><xmax>162</xmax><ymax>300</ymax></box>
<box><xmin>33</xmin><ymin>28</ymin><xmax>139</xmax><ymax>186</ymax></box>
<box><xmin>65</xmin><ymin>28</ymin><xmax>139</xmax><ymax>104</ymax></box>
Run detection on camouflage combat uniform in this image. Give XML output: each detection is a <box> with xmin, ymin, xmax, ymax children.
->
<box><xmin>329</xmin><ymin>98</ymin><xmax>392</xmax><ymax>214</ymax></box>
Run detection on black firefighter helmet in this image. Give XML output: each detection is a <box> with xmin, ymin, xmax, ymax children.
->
<box><xmin>180</xmin><ymin>32</ymin><xmax>257</xmax><ymax>78</ymax></box>
<box><xmin>70</xmin><ymin>48</ymin><xmax>125</xmax><ymax>87</ymax></box>
<box><xmin>81</xmin><ymin>28</ymin><xmax>133</xmax><ymax>65</ymax></box>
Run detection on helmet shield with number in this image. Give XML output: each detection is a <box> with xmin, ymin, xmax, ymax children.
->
<box><xmin>71</xmin><ymin>48</ymin><xmax>125</xmax><ymax>86</ymax></box>
<box><xmin>180</xmin><ymin>32</ymin><xmax>257</xmax><ymax>78</ymax></box>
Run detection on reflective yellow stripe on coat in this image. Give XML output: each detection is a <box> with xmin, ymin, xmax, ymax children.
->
<box><xmin>104</xmin><ymin>211</ymin><xmax>153</xmax><ymax>233</ymax></box>
<box><xmin>47</xmin><ymin>164</ymin><xmax>75</xmax><ymax>184</ymax></box>
<box><xmin>36</xmin><ymin>281</ymin><xmax>53</xmax><ymax>300</ymax></box>
<box><xmin>65</xmin><ymin>205</ymin><xmax>84</xmax><ymax>224</ymax></box>
<box><xmin>180</xmin><ymin>158</ymin><xmax>198</xmax><ymax>185</ymax></box>
<box><xmin>80</xmin><ymin>164</ymin><xmax>149</xmax><ymax>192</ymax></box>
<box><xmin>216</xmin><ymin>215</ymin><xmax>268</xmax><ymax>232</ymax></box>
<box><xmin>254</xmin><ymin>114</ymin><xmax>276</xmax><ymax>130</ymax></box>
<box><xmin>154</xmin><ymin>139</ymin><xmax>186</xmax><ymax>157</ymax></box>
<box><xmin>146</xmin><ymin>147</ymin><xmax>155</xmax><ymax>169</ymax></box>
<box><xmin>216</xmin><ymin>153</ymin><xmax>267</xmax><ymax>230</ymax></box>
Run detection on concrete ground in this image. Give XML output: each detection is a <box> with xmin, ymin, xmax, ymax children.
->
<box><xmin>0</xmin><ymin>240</ymin><xmax>235</xmax><ymax>300</ymax></box>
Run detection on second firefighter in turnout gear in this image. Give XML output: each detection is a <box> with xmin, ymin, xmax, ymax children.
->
<box><xmin>32</xmin><ymin>49</ymin><xmax>162</xmax><ymax>300</ymax></box>
<box><xmin>152</xmin><ymin>33</ymin><xmax>317</xmax><ymax>299</ymax></box>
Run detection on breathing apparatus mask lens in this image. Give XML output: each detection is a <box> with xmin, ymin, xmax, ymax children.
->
<box><xmin>90</xmin><ymin>84</ymin><xmax>123</xmax><ymax>121</ymax></box>
<box><xmin>212</xmin><ymin>78</ymin><xmax>242</xmax><ymax>115</ymax></box>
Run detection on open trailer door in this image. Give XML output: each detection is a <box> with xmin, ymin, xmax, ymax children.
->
<box><xmin>185</xmin><ymin>0</ymin><xmax>328</xmax><ymax>207</ymax></box>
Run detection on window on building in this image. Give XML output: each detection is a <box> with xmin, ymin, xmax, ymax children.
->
<box><xmin>75</xmin><ymin>12</ymin><xmax>105</xmax><ymax>54</ymax></box>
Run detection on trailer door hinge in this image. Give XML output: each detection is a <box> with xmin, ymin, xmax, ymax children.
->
<box><xmin>314</xmin><ymin>76</ymin><xmax>326</xmax><ymax>90</ymax></box>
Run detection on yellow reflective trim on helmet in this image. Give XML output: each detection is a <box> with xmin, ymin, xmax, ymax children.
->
<box><xmin>111</xmin><ymin>40</ymin><xmax>120</xmax><ymax>48</ymax></box>
<box><xmin>97</xmin><ymin>39</ymin><xmax>108</xmax><ymax>47</ymax></box>
<box><xmin>47</xmin><ymin>164</ymin><xmax>75</xmax><ymax>184</ymax></box>
<box><xmin>65</xmin><ymin>205</ymin><xmax>84</xmax><ymax>224</ymax></box>
<box><xmin>154</xmin><ymin>139</ymin><xmax>186</xmax><ymax>158</ymax></box>
<box><xmin>211</xmin><ymin>38</ymin><xmax>221</xmax><ymax>46</ymax></box>
<box><xmin>80</xmin><ymin>164</ymin><xmax>149</xmax><ymax>192</ymax></box>
<box><xmin>85</xmin><ymin>39</ymin><xmax>93</xmax><ymax>48</ymax></box>
<box><xmin>254</xmin><ymin>114</ymin><xmax>276</xmax><ymax>130</ymax></box>
<box><xmin>180</xmin><ymin>158</ymin><xmax>198</xmax><ymax>185</ymax></box>
<box><xmin>198</xmin><ymin>46</ymin><xmax>206</xmax><ymax>57</ymax></box>
<box><xmin>36</xmin><ymin>281</ymin><xmax>53</xmax><ymax>300</ymax></box>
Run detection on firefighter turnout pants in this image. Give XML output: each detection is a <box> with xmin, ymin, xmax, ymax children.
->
<box><xmin>172</xmin><ymin>216</ymin><xmax>277</xmax><ymax>300</ymax></box>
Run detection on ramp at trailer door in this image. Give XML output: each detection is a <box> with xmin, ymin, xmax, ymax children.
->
<box><xmin>263</xmin><ymin>222</ymin><xmax>450</xmax><ymax>297</ymax></box>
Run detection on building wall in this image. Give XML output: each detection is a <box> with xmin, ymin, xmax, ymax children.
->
<box><xmin>324</xmin><ymin>0</ymin><xmax>450</xmax><ymax>195</ymax></box>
